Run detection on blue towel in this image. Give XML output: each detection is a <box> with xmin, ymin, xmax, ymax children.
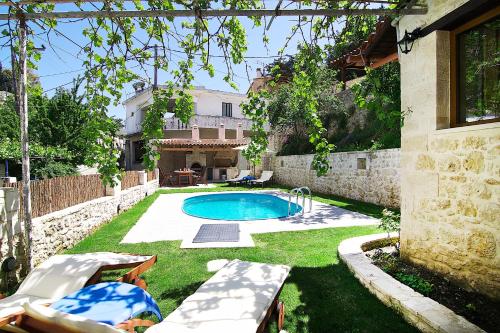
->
<box><xmin>242</xmin><ymin>176</ymin><xmax>256</xmax><ymax>181</ymax></box>
<box><xmin>51</xmin><ymin>282</ymin><xmax>163</xmax><ymax>326</ymax></box>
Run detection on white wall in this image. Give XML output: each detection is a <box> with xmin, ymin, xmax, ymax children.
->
<box><xmin>124</xmin><ymin>87</ymin><xmax>247</xmax><ymax>135</ymax></box>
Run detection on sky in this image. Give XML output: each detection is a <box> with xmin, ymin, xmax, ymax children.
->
<box><xmin>0</xmin><ymin>1</ymin><xmax>340</xmax><ymax>120</ymax></box>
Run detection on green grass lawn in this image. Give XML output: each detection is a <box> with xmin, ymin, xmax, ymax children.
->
<box><xmin>67</xmin><ymin>185</ymin><xmax>416</xmax><ymax>333</ymax></box>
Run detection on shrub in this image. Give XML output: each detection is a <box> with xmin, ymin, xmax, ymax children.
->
<box><xmin>395</xmin><ymin>273</ymin><xmax>433</xmax><ymax>296</ymax></box>
<box><xmin>379</xmin><ymin>208</ymin><xmax>400</xmax><ymax>237</ymax></box>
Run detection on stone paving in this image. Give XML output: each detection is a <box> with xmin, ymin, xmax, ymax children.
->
<box><xmin>121</xmin><ymin>190</ymin><xmax>378</xmax><ymax>247</ymax></box>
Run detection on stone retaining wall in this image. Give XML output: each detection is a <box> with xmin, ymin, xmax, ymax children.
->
<box><xmin>271</xmin><ymin>149</ymin><xmax>400</xmax><ymax>208</ymax></box>
<box><xmin>339</xmin><ymin>234</ymin><xmax>484</xmax><ymax>333</ymax></box>
<box><xmin>31</xmin><ymin>179</ymin><xmax>158</xmax><ymax>266</ymax></box>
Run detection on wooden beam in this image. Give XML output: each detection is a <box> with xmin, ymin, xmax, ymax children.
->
<box><xmin>370</xmin><ymin>52</ymin><xmax>398</xmax><ymax>68</ymax></box>
<box><xmin>0</xmin><ymin>8</ymin><xmax>428</xmax><ymax>21</ymax></box>
<box><xmin>160</xmin><ymin>147</ymin><xmax>236</xmax><ymax>152</ymax></box>
<box><xmin>17</xmin><ymin>14</ymin><xmax>34</xmax><ymax>271</ymax></box>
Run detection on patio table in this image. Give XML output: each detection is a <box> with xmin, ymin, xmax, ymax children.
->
<box><xmin>51</xmin><ymin>282</ymin><xmax>163</xmax><ymax>326</ymax></box>
<box><xmin>174</xmin><ymin>170</ymin><xmax>194</xmax><ymax>186</ymax></box>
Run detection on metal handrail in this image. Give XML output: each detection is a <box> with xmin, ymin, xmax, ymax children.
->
<box><xmin>288</xmin><ymin>186</ymin><xmax>313</xmax><ymax>216</ymax></box>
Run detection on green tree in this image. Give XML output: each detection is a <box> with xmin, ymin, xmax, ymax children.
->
<box><xmin>352</xmin><ymin>62</ymin><xmax>402</xmax><ymax>149</ymax></box>
<box><xmin>267</xmin><ymin>67</ymin><xmax>345</xmax><ymax>156</ymax></box>
<box><xmin>30</xmin><ymin>79</ymin><xmax>94</xmax><ymax>165</ymax></box>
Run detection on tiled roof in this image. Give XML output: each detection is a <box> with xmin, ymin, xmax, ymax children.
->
<box><xmin>331</xmin><ymin>18</ymin><xmax>398</xmax><ymax>70</ymax></box>
<box><xmin>158</xmin><ymin>138</ymin><xmax>249</xmax><ymax>148</ymax></box>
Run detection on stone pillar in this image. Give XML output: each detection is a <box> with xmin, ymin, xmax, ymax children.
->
<box><xmin>154</xmin><ymin>168</ymin><xmax>159</xmax><ymax>180</ymax></box>
<box><xmin>218</xmin><ymin>123</ymin><xmax>225</xmax><ymax>140</ymax></box>
<box><xmin>236</xmin><ymin>123</ymin><xmax>243</xmax><ymax>140</ymax></box>
<box><xmin>138</xmin><ymin>170</ymin><xmax>147</xmax><ymax>185</ymax></box>
<box><xmin>0</xmin><ymin>187</ymin><xmax>24</xmax><ymax>287</ymax></box>
<box><xmin>192</xmin><ymin>124</ymin><xmax>200</xmax><ymax>141</ymax></box>
<box><xmin>105</xmin><ymin>178</ymin><xmax>121</xmax><ymax>197</ymax></box>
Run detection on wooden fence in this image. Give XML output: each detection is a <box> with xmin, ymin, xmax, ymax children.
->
<box><xmin>121</xmin><ymin>171</ymin><xmax>141</xmax><ymax>190</ymax></box>
<box><xmin>147</xmin><ymin>170</ymin><xmax>156</xmax><ymax>182</ymax></box>
<box><xmin>9</xmin><ymin>175</ymin><xmax>106</xmax><ymax>219</ymax></box>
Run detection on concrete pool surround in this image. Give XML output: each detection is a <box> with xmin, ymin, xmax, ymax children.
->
<box><xmin>121</xmin><ymin>190</ymin><xmax>378</xmax><ymax>248</ymax></box>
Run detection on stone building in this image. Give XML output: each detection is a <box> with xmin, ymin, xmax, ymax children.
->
<box><xmin>397</xmin><ymin>0</ymin><xmax>499</xmax><ymax>298</ymax></box>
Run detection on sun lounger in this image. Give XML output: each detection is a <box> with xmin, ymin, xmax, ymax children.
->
<box><xmin>11</xmin><ymin>282</ymin><xmax>163</xmax><ymax>333</ymax></box>
<box><xmin>250</xmin><ymin>171</ymin><xmax>273</xmax><ymax>187</ymax></box>
<box><xmin>146</xmin><ymin>259</ymin><xmax>290</xmax><ymax>333</ymax></box>
<box><xmin>0</xmin><ymin>252</ymin><xmax>156</xmax><ymax>326</ymax></box>
<box><xmin>226</xmin><ymin>169</ymin><xmax>251</xmax><ymax>185</ymax></box>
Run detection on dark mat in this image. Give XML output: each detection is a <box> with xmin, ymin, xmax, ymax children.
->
<box><xmin>193</xmin><ymin>224</ymin><xmax>240</xmax><ymax>243</ymax></box>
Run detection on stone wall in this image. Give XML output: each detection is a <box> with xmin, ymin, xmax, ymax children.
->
<box><xmin>0</xmin><ymin>172</ymin><xmax>159</xmax><ymax>289</ymax></box>
<box><xmin>271</xmin><ymin>149</ymin><xmax>400</xmax><ymax>208</ymax></box>
<box><xmin>398</xmin><ymin>0</ymin><xmax>499</xmax><ymax>299</ymax></box>
<box><xmin>30</xmin><ymin>178</ymin><xmax>158</xmax><ymax>266</ymax></box>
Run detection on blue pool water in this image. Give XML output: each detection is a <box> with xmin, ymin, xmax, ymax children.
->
<box><xmin>182</xmin><ymin>193</ymin><xmax>302</xmax><ymax>221</ymax></box>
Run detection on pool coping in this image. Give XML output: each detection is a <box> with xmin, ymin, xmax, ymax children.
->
<box><xmin>338</xmin><ymin>233</ymin><xmax>485</xmax><ymax>333</ymax></box>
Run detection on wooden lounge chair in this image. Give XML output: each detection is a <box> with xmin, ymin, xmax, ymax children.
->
<box><xmin>146</xmin><ymin>259</ymin><xmax>290</xmax><ymax>333</ymax></box>
<box><xmin>0</xmin><ymin>252</ymin><xmax>157</xmax><ymax>328</ymax></box>
<box><xmin>250</xmin><ymin>171</ymin><xmax>273</xmax><ymax>188</ymax></box>
<box><xmin>226</xmin><ymin>169</ymin><xmax>251</xmax><ymax>185</ymax></box>
<box><xmin>1</xmin><ymin>260</ymin><xmax>289</xmax><ymax>333</ymax></box>
<box><xmin>12</xmin><ymin>282</ymin><xmax>163</xmax><ymax>333</ymax></box>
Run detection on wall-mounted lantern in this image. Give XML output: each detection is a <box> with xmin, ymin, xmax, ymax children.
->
<box><xmin>397</xmin><ymin>28</ymin><xmax>421</xmax><ymax>54</ymax></box>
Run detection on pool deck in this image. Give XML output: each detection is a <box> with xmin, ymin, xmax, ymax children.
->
<box><xmin>121</xmin><ymin>190</ymin><xmax>379</xmax><ymax>247</ymax></box>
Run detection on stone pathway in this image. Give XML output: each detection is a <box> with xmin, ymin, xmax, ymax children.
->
<box><xmin>121</xmin><ymin>190</ymin><xmax>378</xmax><ymax>247</ymax></box>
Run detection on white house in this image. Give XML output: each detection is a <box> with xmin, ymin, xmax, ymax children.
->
<box><xmin>123</xmin><ymin>85</ymin><xmax>254</xmax><ymax>183</ymax></box>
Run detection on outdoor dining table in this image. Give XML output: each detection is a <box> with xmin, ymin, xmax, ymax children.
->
<box><xmin>174</xmin><ymin>169</ymin><xmax>195</xmax><ymax>186</ymax></box>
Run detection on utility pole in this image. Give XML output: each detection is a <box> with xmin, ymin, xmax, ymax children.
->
<box><xmin>17</xmin><ymin>13</ymin><xmax>33</xmax><ymax>270</ymax></box>
<box><xmin>153</xmin><ymin>44</ymin><xmax>158</xmax><ymax>90</ymax></box>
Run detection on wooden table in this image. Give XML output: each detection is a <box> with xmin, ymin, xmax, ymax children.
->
<box><xmin>174</xmin><ymin>170</ymin><xmax>194</xmax><ymax>186</ymax></box>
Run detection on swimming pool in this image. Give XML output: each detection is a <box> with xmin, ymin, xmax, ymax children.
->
<box><xmin>182</xmin><ymin>193</ymin><xmax>302</xmax><ymax>221</ymax></box>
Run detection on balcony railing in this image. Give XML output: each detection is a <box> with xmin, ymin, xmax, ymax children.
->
<box><xmin>163</xmin><ymin>114</ymin><xmax>256</xmax><ymax>130</ymax></box>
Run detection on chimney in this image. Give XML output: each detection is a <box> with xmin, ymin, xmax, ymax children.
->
<box><xmin>236</xmin><ymin>123</ymin><xmax>243</xmax><ymax>140</ymax></box>
<box><xmin>218</xmin><ymin>123</ymin><xmax>225</xmax><ymax>140</ymax></box>
<box><xmin>192</xmin><ymin>124</ymin><xmax>200</xmax><ymax>141</ymax></box>
<box><xmin>256</xmin><ymin>68</ymin><xmax>263</xmax><ymax>78</ymax></box>
<box><xmin>132</xmin><ymin>81</ymin><xmax>145</xmax><ymax>94</ymax></box>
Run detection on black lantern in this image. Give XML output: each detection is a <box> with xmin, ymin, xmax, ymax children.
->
<box><xmin>397</xmin><ymin>28</ymin><xmax>421</xmax><ymax>54</ymax></box>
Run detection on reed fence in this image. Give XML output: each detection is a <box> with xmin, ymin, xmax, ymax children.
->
<box><xmin>147</xmin><ymin>170</ymin><xmax>156</xmax><ymax>182</ymax></box>
<box><xmin>121</xmin><ymin>171</ymin><xmax>141</xmax><ymax>190</ymax></box>
<box><xmin>8</xmin><ymin>175</ymin><xmax>106</xmax><ymax>219</ymax></box>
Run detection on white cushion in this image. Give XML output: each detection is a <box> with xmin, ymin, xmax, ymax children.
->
<box><xmin>16</xmin><ymin>252</ymin><xmax>153</xmax><ymax>300</ymax></box>
<box><xmin>146</xmin><ymin>260</ymin><xmax>290</xmax><ymax>333</ymax></box>
<box><xmin>22</xmin><ymin>303</ymin><xmax>124</xmax><ymax>333</ymax></box>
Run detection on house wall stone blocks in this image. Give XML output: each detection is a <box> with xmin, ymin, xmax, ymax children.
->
<box><xmin>271</xmin><ymin>149</ymin><xmax>400</xmax><ymax>208</ymax></box>
<box><xmin>398</xmin><ymin>0</ymin><xmax>500</xmax><ymax>299</ymax></box>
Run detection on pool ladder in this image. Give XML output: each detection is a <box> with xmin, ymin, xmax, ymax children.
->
<box><xmin>288</xmin><ymin>187</ymin><xmax>312</xmax><ymax>216</ymax></box>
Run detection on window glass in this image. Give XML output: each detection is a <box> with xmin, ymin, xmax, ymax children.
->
<box><xmin>457</xmin><ymin>17</ymin><xmax>499</xmax><ymax>123</ymax></box>
<box><xmin>222</xmin><ymin>102</ymin><xmax>233</xmax><ymax>117</ymax></box>
<box><xmin>134</xmin><ymin>140</ymin><xmax>145</xmax><ymax>163</ymax></box>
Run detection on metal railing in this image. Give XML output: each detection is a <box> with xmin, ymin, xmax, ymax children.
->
<box><xmin>288</xmin><ymin>186</ymin><xmax>312</xmax><ymax>216</ymax></box>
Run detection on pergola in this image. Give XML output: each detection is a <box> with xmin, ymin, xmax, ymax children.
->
<box><xmin>0</xmin><ymin>0</ymin><xmax>428</xmax><ymax>268</ymax></box>
<box><xmin>331</xmin><ymin>17</ymin><xmax>399</xmax><ymax>83</ymax></box>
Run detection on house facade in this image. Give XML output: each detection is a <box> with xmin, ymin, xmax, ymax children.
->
<box><xmin>398</xmin><ymin>0</ymin><xmax>499</xmax><ymax>298</ymax></box>
<box><xmin>123</xmin><ymin>86</ymin><xmax>253</xmax><ymax>182</ymax></box>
